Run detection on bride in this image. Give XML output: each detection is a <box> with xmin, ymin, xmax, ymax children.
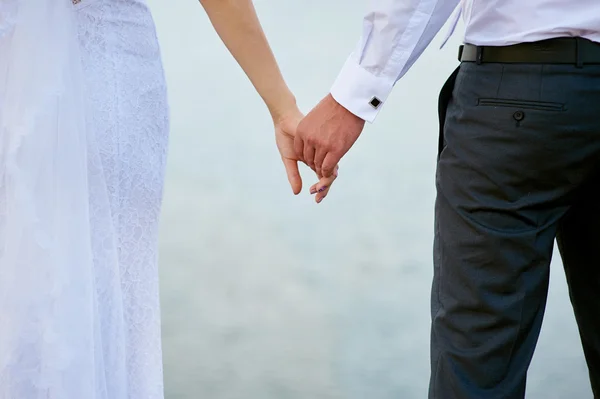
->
<box><xmin>0</xmin><ymin>0</ymin><xmax>337</xmax><ymax>397</ymax></box>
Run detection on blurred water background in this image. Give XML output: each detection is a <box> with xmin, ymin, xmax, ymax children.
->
<box><xmin>149</xmin><ymin>1</ymin><xmax>593</xmax><ymax>398</ymax></box>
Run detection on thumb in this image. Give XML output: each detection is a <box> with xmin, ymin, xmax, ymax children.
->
<box><xmin>282</xmin><ymin>157</ymin><xmax>302</xmax><ymax>195</ymax></box>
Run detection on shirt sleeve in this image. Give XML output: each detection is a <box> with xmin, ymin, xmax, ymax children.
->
<box><xmin>330</xmin><ymin>0</ymin><xmax>461</xmax><ymax>123</ymax></box>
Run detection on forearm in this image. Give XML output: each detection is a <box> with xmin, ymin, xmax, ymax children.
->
<box><xmin>199</xmin><ymin>0</ymin><xmax>296</xmax><ymax>121</ymax></box>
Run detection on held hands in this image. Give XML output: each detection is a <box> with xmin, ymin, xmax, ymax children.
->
<box><xmin>295</xmin><ymin>94</ymin><xmax>365</xmax><ymax>179</ymax></box>
<box><xmin>274</xmin><ymin>94</ymin><xmax>364</xmax><ymax>203</ymax></box>
<box><xmin>272</xmin><ymin>105</ymin><xmax>338</xmax><ymax>203</ymax></box>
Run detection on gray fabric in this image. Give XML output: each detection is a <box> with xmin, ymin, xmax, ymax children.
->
<box><xmin>430</xmin><ymin>61</ymin><xmax>600</xmax><ymax>398</ymax></box>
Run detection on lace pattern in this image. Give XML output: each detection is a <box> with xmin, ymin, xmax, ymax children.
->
<box><xmin>0</xmin><ymin>1</ymin><xmax>169</xmax><ymax>398</ymax></box>
<box><xmin>0</xmin><ymin>1</ymin><xmax>18</xmax><ymax>38</ymax></box>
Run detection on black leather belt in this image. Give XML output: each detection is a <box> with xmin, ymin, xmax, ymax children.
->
<box><xmin>459</xmin><ymin>37</ymin><xmax>600</xmax><ymax>66</ymax></box>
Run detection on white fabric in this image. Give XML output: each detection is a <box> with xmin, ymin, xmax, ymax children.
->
<box><xmin>331</xmin><ymin>0</ymin><xmax>600</xmax><ymax>122</ymax></box>
<box><xmin>0</xmin><ymin>0</ymin><xmax>169</xmax><ymax>398</ymax></box>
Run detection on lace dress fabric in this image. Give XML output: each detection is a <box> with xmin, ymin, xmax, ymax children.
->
<box><xmin>0</xmin><ymin>2</ymin><xmax>17</xmax><ymax>39</ymax></box>
<box><xmin>0</xmin><ymin>0</ymin><xmax>169</xmax><ymax>398</ymax></box>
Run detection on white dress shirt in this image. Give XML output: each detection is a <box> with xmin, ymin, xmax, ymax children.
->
<box><xmin>331</xmin><ymin>0</ymin><xmax>600</xmax><ymax>123</ymax></box>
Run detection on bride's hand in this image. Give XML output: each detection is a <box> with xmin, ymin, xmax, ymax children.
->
<box><xmin>273</xmin><ymin>107</ymin><xmax>338</xmax><ymax>202</ymax></box>
<box><xmin>309</xmin><ymin>165</ymin><xmax>338</xmax><ymax>204</ymax></box>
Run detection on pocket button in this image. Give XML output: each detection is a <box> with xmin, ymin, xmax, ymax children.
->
<box><xmin>513</xmin><ymin>111</ymin><xmax>525</xmax><ymax>121</ymax></box>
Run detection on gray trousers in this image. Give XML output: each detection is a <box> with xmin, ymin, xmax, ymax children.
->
<box><xmin>430</xmin><ymin>62</ymin><xmax>600</xmax><ymax>398</ymax></box>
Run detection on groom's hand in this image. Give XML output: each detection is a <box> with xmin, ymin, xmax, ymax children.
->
<box><xmin>295</xmin><ymin>94</ymin><xmax>365</xmax><ymax>178</ymax></box>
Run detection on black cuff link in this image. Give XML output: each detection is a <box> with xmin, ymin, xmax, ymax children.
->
<box><xmin>369</xmin><ymin>96</ymin><xmax>382</xmax><ymax>109</ymax></box>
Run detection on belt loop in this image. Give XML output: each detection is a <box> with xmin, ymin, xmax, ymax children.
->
<box><xmin>476</xmin><ymin>46</ymin><xmax>483</xmax><ymax>65</ymax></box>
<box><xmin>458</xmin><ymin>45</ymin><xmax>464</xmax><ymax>62</ymax></box>
<box><xmin>576</xmin><ymin>37</ymin><xmax>584</xmax><ymax>68</ymax></box>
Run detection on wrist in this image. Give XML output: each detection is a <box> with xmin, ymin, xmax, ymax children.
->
<box><xmin>327</xmin><ymin>93</ymin><xmax>366</xmax><ymax>124</ymax></box>
<box><xmin>266</xmin><ymin>91</ymin><xmax>299</xmax><ymax>123</ymax></box>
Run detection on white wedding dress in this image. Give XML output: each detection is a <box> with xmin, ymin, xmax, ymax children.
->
<box><xmin>0</xmin><ymin>0</ymin><xmax>168</xmax><ymax>398</ymax></box>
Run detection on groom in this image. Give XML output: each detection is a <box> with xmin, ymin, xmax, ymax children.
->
<box><xmin>295</xmin><ymin>1</ymin><xmax>600</xmax><ymax>398</ymax></box>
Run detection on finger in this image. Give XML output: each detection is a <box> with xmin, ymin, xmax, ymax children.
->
<box><xmin>310</xmin><ymin>182</ymin><xmax>319</xmax><ymax>195</ymax></box>
<box><xmin>321</xmin><ymin>153</ymin><xmax>340</xmax><ymax>178</ymax></box>
<box><xmin>282</xmin><ymin>157</ymin><xmax>302</xmax><ymax>195</ymax></box>
<box><xmin>312</xmin><ymin>166</ymin><xmax>338</xmax><ymax>203</ymax></box>
<box><xmin>303</xmin><ymin>144</ymin><xmax>316</xmax><ymax>170</ymax></box>
<box><xmin>315</xmin><ymin>180</ymin><xmax>333</xmax><ymax>203</ymax></box>
<box><xmin>314</xmin><ymin>148</ymin><xmax>327</xmax><ymax>177</ymax></box>
<box><xmin>294</xmin><ymin>136</ymin><xmax>305</xmax><ymax>162</ymax></box>
<box><xmin>310</xmin><ymin>165</ymin><xmax>338</xmax><ymax>194</ymax></box>
<box><xmin>316</xmin><ymin>186</ymin><xmax>330</xmax><ymax>203</ymax></box>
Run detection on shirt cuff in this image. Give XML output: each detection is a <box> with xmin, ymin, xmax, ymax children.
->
<box><xmin>330</xmin><ymin>55</ymin><xmax>396</xmax><ymax>123</ymax></box>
